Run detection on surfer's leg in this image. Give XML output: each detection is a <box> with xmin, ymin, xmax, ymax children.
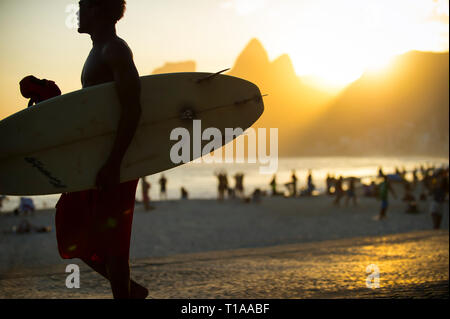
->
<box><xmin>92</xmin><ymin>179</ymin><xmax>142</xmax><ymax>298</ymax></box>
<box><xmin>104</xmin><ymin>255</ymin><xmax>131</xmax><ymax>299</ymax></box>
<box><xmin>81</xmin><ymin>257</ymin><xmax>148</xmax><ymax>299</ymax></box>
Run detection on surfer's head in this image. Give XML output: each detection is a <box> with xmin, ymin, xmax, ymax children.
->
<box><xmin>78</xmin><ymin>0</ymin><xmax>126</xmax><ymax>34</ymax></box>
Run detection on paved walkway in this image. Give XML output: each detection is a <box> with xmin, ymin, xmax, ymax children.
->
<box><xmin>0</xmin><ymin>230</ymin><xmax>448</xmax><ymax>298</ymax></box>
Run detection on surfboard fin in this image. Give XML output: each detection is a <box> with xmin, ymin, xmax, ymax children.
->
<box><xmin>196</xmin><ymin>68</ymin><xmax>230</xmax><ymax>84</ymax></box>
<box><xmin>234</xmin><ymin>94</ymin><xmax>268</xmax><ymax>106</ymax></box>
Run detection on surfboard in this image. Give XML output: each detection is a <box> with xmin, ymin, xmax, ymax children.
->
<box><xmin>0</xmin><ymin>72</ymin><xmax>264</xmax><ymax>195</ymax></box>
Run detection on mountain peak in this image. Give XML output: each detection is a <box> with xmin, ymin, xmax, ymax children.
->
<box><xmin>230</xmin><ymin>38</ymin><xmax>270</xmax><ymax>75</ymax></box>
<box><xmin>245</xmin><ymin>38</ymin><xmax>267</xmax><ymax>55</ymax></box>
<box><xmin>152</xmin><ymin>61</ymin><xmax>196</xmax><ymax>74</ymax></box>
<box><xmin>272</xmin><ymin>54</ymin><xmax>296</xmax><ymax>73</ymax></box>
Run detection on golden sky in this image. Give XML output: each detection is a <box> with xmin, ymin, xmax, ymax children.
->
<box><xmin>0</xmin><ymin>0</ymin><xmax>448</xmax><ymax>119</ymax></box>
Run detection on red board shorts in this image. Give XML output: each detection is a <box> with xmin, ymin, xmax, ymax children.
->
<box><xmin>55</xmin><ymin>179</ymin><xmax>139</xmax><ymax>262</ymax></box>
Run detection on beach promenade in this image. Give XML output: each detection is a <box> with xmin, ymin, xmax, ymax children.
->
<box><xmin>0</xmin><ymin>230</ymin><xmax>448</xmax><ymax>298</ymax></box>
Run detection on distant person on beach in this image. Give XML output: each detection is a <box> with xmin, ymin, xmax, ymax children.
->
<box><xmin>227</xmin><ymin>186</ymin><xmax>235</xmax><ymax>199</ymax></box>
<box><xmin>159</xmin><ymin>174</ymin><xmax>168</xmax><ymax>200</ymax></box>
<box><xmin>369</xmin><ymin>181</ymin><xmax>377</xmax><ymax>197</ymax></box>
<box><xmin>20</xmin><ymin>75</ymin><xmax>61</xmax><ymax>107</ymax></box>
<box><xmin>363</xmin><ymin>181</ymin><xmax>377</xmax><ymax>197</ymax></box>
<box><xmin>270</xmin><ymin>174</ymin><xmax>282</xmax><ymax>196</ymax></box>
<box><xmin>430</xmin><ymin>174</ymin><xmax>448</xmax><ymax>230</ymax></box>
<box><xmin>402</xmin><ymin>182</ymin><xmax>418</xmax><ymax>214</ymax></box>
<box><xmin>378</xmin><ymin>166</ymin><xmax>384</xmax><ymax>177</ymax></box>
<box><xmin>400</xmin><ymin>166</ymin><xmax>407</xmax><ymax>180</ymax></box>
<box><xmin>376</xmin><ymin>174</ymin><xmax>397</xmax><ymax>220</ymax></box>
<box><xmin>285</xmin><ymin>170</ymin><xmax>298</xmax><ymax>197</ymax></box>
<box><xmin>402</xmin><ymin>183</ymin><xmax>415</xmax><ymax>202</ymax></box>
<box><xmin>326</xmin><ymin>174</ymin><xmax>333</xmax><ymax>195</ymax></box>
<box><xmin>345</xmin><ymin>177</ymin><xmax>357</xmax><ymax>206</ymax></box>
<box><xmin>220</xmin><ymin>172</ymin><xmax>229</xmax><ymax>200</ymax></box>
<box><xmin>333</xmin><ymin>176</ymin><xmax>344</xmax><ymax>206</ymax></box>
<box><xmin>14</xmin><ymin>219</ymin><xmax>32</xmax><ymax>233</ymax></box>
<box><xmin>6</xmin><ymin>219</ymin><xmax>52</xmax><ymax>234</ymax></box>
<box><xmin>215</xmin><ymin>171</ymin><xmax>229</xmax><ymax>201</ymax></box>
<box><xmin>141</xmin><ymin>177</ymin><xmax>151</xmax><ymax>211</ymax></box>
<box><xmin>0</xmin><ymin>195</ymin><xmax>7</xmax><ymax>212</ymax></box>
<box><xmin>234</xmin><ymin>173</ymin><xmax>245</xmax><ymax>198</ymax></box>
<box><xmin>181</xmin><ymin>187</ymin><xmax>188</xmax><ymax>200</ymax></box>
<box><xmin>291</xmin><ymin>171</ymin><xmax>298</xmax><ymax>196</ymax></box>
<box><xmin>420</xmin><ymin>165</ymin><xmax>427</xmax><ymax>183</ymax></box>
<box><xmin>54</xmin><ymin>0</ymin><xmax>148</xmax><ymax>299</ymax></box>
<box><xmin>419</xmin><ymin>172</ymin><xmax>430</xmax><ymax>201</ymax></box>
<box><xmin>252</xmin><ymin>188</ymin><xmax>262</xmax><ymax>203</ymax></box>
<box><xmin>306</xmin><ymin>170</ymin><xmax>315</xmax><ymax>196</ymax></box>
<box><xmin>14</xmin><ymin>197</ymin><xmax>35</xmax><ymax>215</ymax></box>
<box><xmin>412</xmin><ymin>168</ymin><xmax>419</xmax><ymax>187</ymax></box>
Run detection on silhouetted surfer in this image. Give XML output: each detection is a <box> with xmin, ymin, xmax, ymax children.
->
<box><xmin>54</xmin><ymin>0</ymin><xmax>146</xmax><ymax>299</ymax></box>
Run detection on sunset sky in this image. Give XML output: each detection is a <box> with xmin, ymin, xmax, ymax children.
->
<box><xmin>0</xmin><ymin>0</ymin><xmax>448</xmax><ymax>119</ymax></box>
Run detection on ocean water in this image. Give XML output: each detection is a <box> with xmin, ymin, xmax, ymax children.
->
<box><xmin>1</xmin><ymin>156</ymin><xmax>448</xmax><ymax>212</ymax></box>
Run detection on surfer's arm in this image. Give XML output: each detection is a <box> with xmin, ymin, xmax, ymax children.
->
<box><xmin>95</xmin><ymin>42</ymin><xmax>142</xmax><ymax>188</ymax></box>
<box><xmin>105</xmin><ymin>42</ymin><xmax>141</xmax><ymax>162</ymax></box>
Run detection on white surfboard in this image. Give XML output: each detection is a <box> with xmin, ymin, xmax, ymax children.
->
<box><xmin>0</xmin><ymin>72</ymin><xmax>264</xmax><ymax>195</ymax></box>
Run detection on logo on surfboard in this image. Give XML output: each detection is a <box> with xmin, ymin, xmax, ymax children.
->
<box><xmin>24</xmin><ymin>157</ymin><xmax>67</xmax><ymax>189</ymax></box>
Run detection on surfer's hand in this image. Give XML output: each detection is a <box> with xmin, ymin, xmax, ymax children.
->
<box><xmin>95</xmin><ymin>160</ymin><xmax>120</xmax><ymax>191</ymax></box>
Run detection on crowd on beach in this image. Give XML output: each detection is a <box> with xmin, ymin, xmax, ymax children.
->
<box><xmin>136</xmin><ymin>163</ymin><xmax>449</xmax><ymax>230</ymax></box>
<box><xmin>1</xmin><ymin>163</ymin><xmax>449</xmax><ymax>233</ymax></box>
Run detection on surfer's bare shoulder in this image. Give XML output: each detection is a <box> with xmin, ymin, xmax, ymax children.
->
<box><xmin>101</xmin><ymin>37</ymin><xmax>136</xmax><ymax>74</ymax></box>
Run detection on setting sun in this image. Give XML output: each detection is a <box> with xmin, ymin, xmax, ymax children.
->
<box><xmin>264</xmin><ymin>0</ymin><xmax>449</xmax><ymax>88</ymax></box>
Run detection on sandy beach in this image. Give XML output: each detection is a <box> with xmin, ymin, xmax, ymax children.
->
<box><xmin>0</xmin><ymin>192</ymin><xmax>448</xmax><ymax>298</ymax></box>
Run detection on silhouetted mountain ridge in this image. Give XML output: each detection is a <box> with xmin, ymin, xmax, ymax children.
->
<box><xmin>151</xmin><ymin>40</ymin><xmax>449</xmax><ymax>157</ymax></box>
<box><xmin>152</xmin><ymin>61</ymin><xmax>196</xmax><ymax>74</ymax></box>
<box><xmin>227</xmin><ymin>38</ymin><xmax>332</xmax><ymax>155</ymax></box>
